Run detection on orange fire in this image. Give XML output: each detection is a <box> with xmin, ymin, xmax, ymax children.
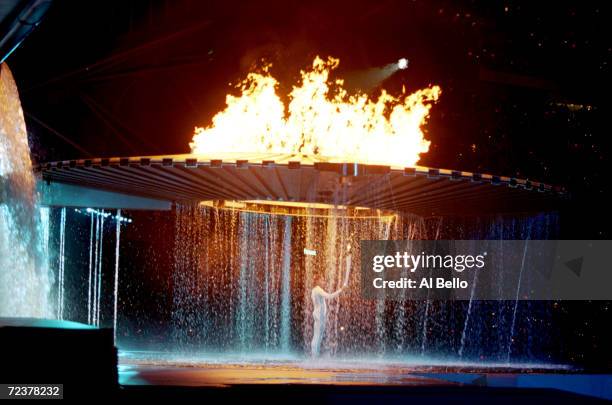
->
<box><xmin>190</xmin><ymin>56</ymin><xmax>440</xmax><ymax>167</ymax></box>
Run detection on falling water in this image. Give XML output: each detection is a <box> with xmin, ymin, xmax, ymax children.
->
<box><xmin>92</xmin><ymin>213</ymin><xmax>100</xmax><ymax>325</ymax></box>
<box><xmin>420</xmin><ymin>218</ymin><xmax>442</xmax><ymax>356</ymax></box>
<box><xmin>165</xmin><ymin>204</ymin><xmax>559</xmax><ymax>362</ymax></box>
<box><xmin>280</xmin><ymin>216</ymin><xmax>292</xmax><ymax>352</ymax></box>
<box><xmin>375</xmin><ymin>218</ymin><xmax>392</xmax><ymax>355</ymax></box>
<box><xmin>87</xmin><ymin>212</ymin><xmax>94</xmax><ymax>324</ymax></box>
<box><xmin>0</xmin><ymin>63</ymin><xmax>52</xmax><ymax>318</ymax></box>
<box><xmin>458</xmin><ymin>249</ymin><xmax>480</xmax><ymax>358</ymax></box>
<box><xmin>40</xmin><ymin>206</ymin><xmax>50</xmax><ymax>279</ymax></box>
<box><xmin>57</xmin><ymin>207</ymin><xmax>66</xmax><ymax>319</ymax></box>
<box><xmin>95</xmin><ymin>211</ymin><xmax>105</xmax><ymax>326</ymax></box>
<box><xmin>506</xmin><ymin>236</ymin><xmax>531</xmax><ymax>362</ymax></box>
<box><xmin>113</xmin><ymin>209</ymin><xmax>121</xmax><ymax>342</ymax></box>
<box><xmin>237</xmin><ymin>212</ymin><xmax>252</xmax><ymax>350</ymax></box>
<box><xmin>263</xmin><ymin>216</ymin><xmax>270</xmax><ymax>348</ymax></box>
<box><xmin>36</xmin><ymin>184</ymin><xmax>558</xmax><ymax>363</ymax></box>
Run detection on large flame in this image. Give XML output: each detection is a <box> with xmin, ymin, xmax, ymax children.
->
<box><xmin>190</xmin><ymin>56</ymin><xmax>440</xmax><ymax>167</ymax></box>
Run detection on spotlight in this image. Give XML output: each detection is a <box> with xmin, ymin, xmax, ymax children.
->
<box><xmin>397</xmin><ymin>58</ymin><xmax>409</xmax><ymax>70</ymax></box>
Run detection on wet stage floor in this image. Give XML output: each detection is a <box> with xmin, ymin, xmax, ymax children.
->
<box><xmin>120</xmin><ymin>362</ymin><xmax>447</xmax><ymax>386</ymax></box>
<box><xmin>117</xmin><ymin>351</ymin><xmax>611</xmax><ymax>400</ymax></box>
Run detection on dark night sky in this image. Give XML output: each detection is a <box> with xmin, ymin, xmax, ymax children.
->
<box><xmin>7</xmin><ymin>0</ymin><xmax>611</xmax><ymax>237</ymax></box>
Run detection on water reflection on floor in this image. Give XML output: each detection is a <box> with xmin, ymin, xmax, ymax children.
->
<box><xmin>118</xmin><ymin>350</ymin><xmax>574</xmax><ymax>388</ymax></box>
<box><xmin>119</xmin><ymin>363</ymin><xmax>449</xmax><ymax>387</ymax></box>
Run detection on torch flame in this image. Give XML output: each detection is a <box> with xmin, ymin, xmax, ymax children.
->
<box><xmin>190</xmin><ymin>56</ymin><xmax>440</xmax><ymax>167</ymax></box>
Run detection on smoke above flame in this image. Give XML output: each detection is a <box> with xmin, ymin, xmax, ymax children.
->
<box><xmin>190</xmin><ymin>56</ymin><xmax>440</xmax><ymax>167</ymax></box>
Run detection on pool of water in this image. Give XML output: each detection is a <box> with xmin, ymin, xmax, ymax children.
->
<box><xmin>118</xmin><ymin>351</ymin><xmax>612</xmax><ymax>400</ymax></box>
<box><xmin>119</xmin><ymin>350</ymin><xmax>573</xmax><ymax>386</ymax></box>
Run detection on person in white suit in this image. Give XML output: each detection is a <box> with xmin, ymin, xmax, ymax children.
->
<box><xmin>310</xmin><ymin>243</ymin><xmax>352</xmax><ymax>357</ymax></box>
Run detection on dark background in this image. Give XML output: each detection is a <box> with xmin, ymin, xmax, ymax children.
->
<box><xmin>6</xmin><ymin>0</ymin><xmax>610</xmax><ymax>369</ymax></box>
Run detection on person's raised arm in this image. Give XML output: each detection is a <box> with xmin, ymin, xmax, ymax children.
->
<box><xmin>324</xmin><ymin>243</ymin><xmax>353</xmax><ymax>299</ymax></box>
<box><xmin>324</xmin><ymin>287</ymin><xmax>343</xmax><ymax>299</ymax></box>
